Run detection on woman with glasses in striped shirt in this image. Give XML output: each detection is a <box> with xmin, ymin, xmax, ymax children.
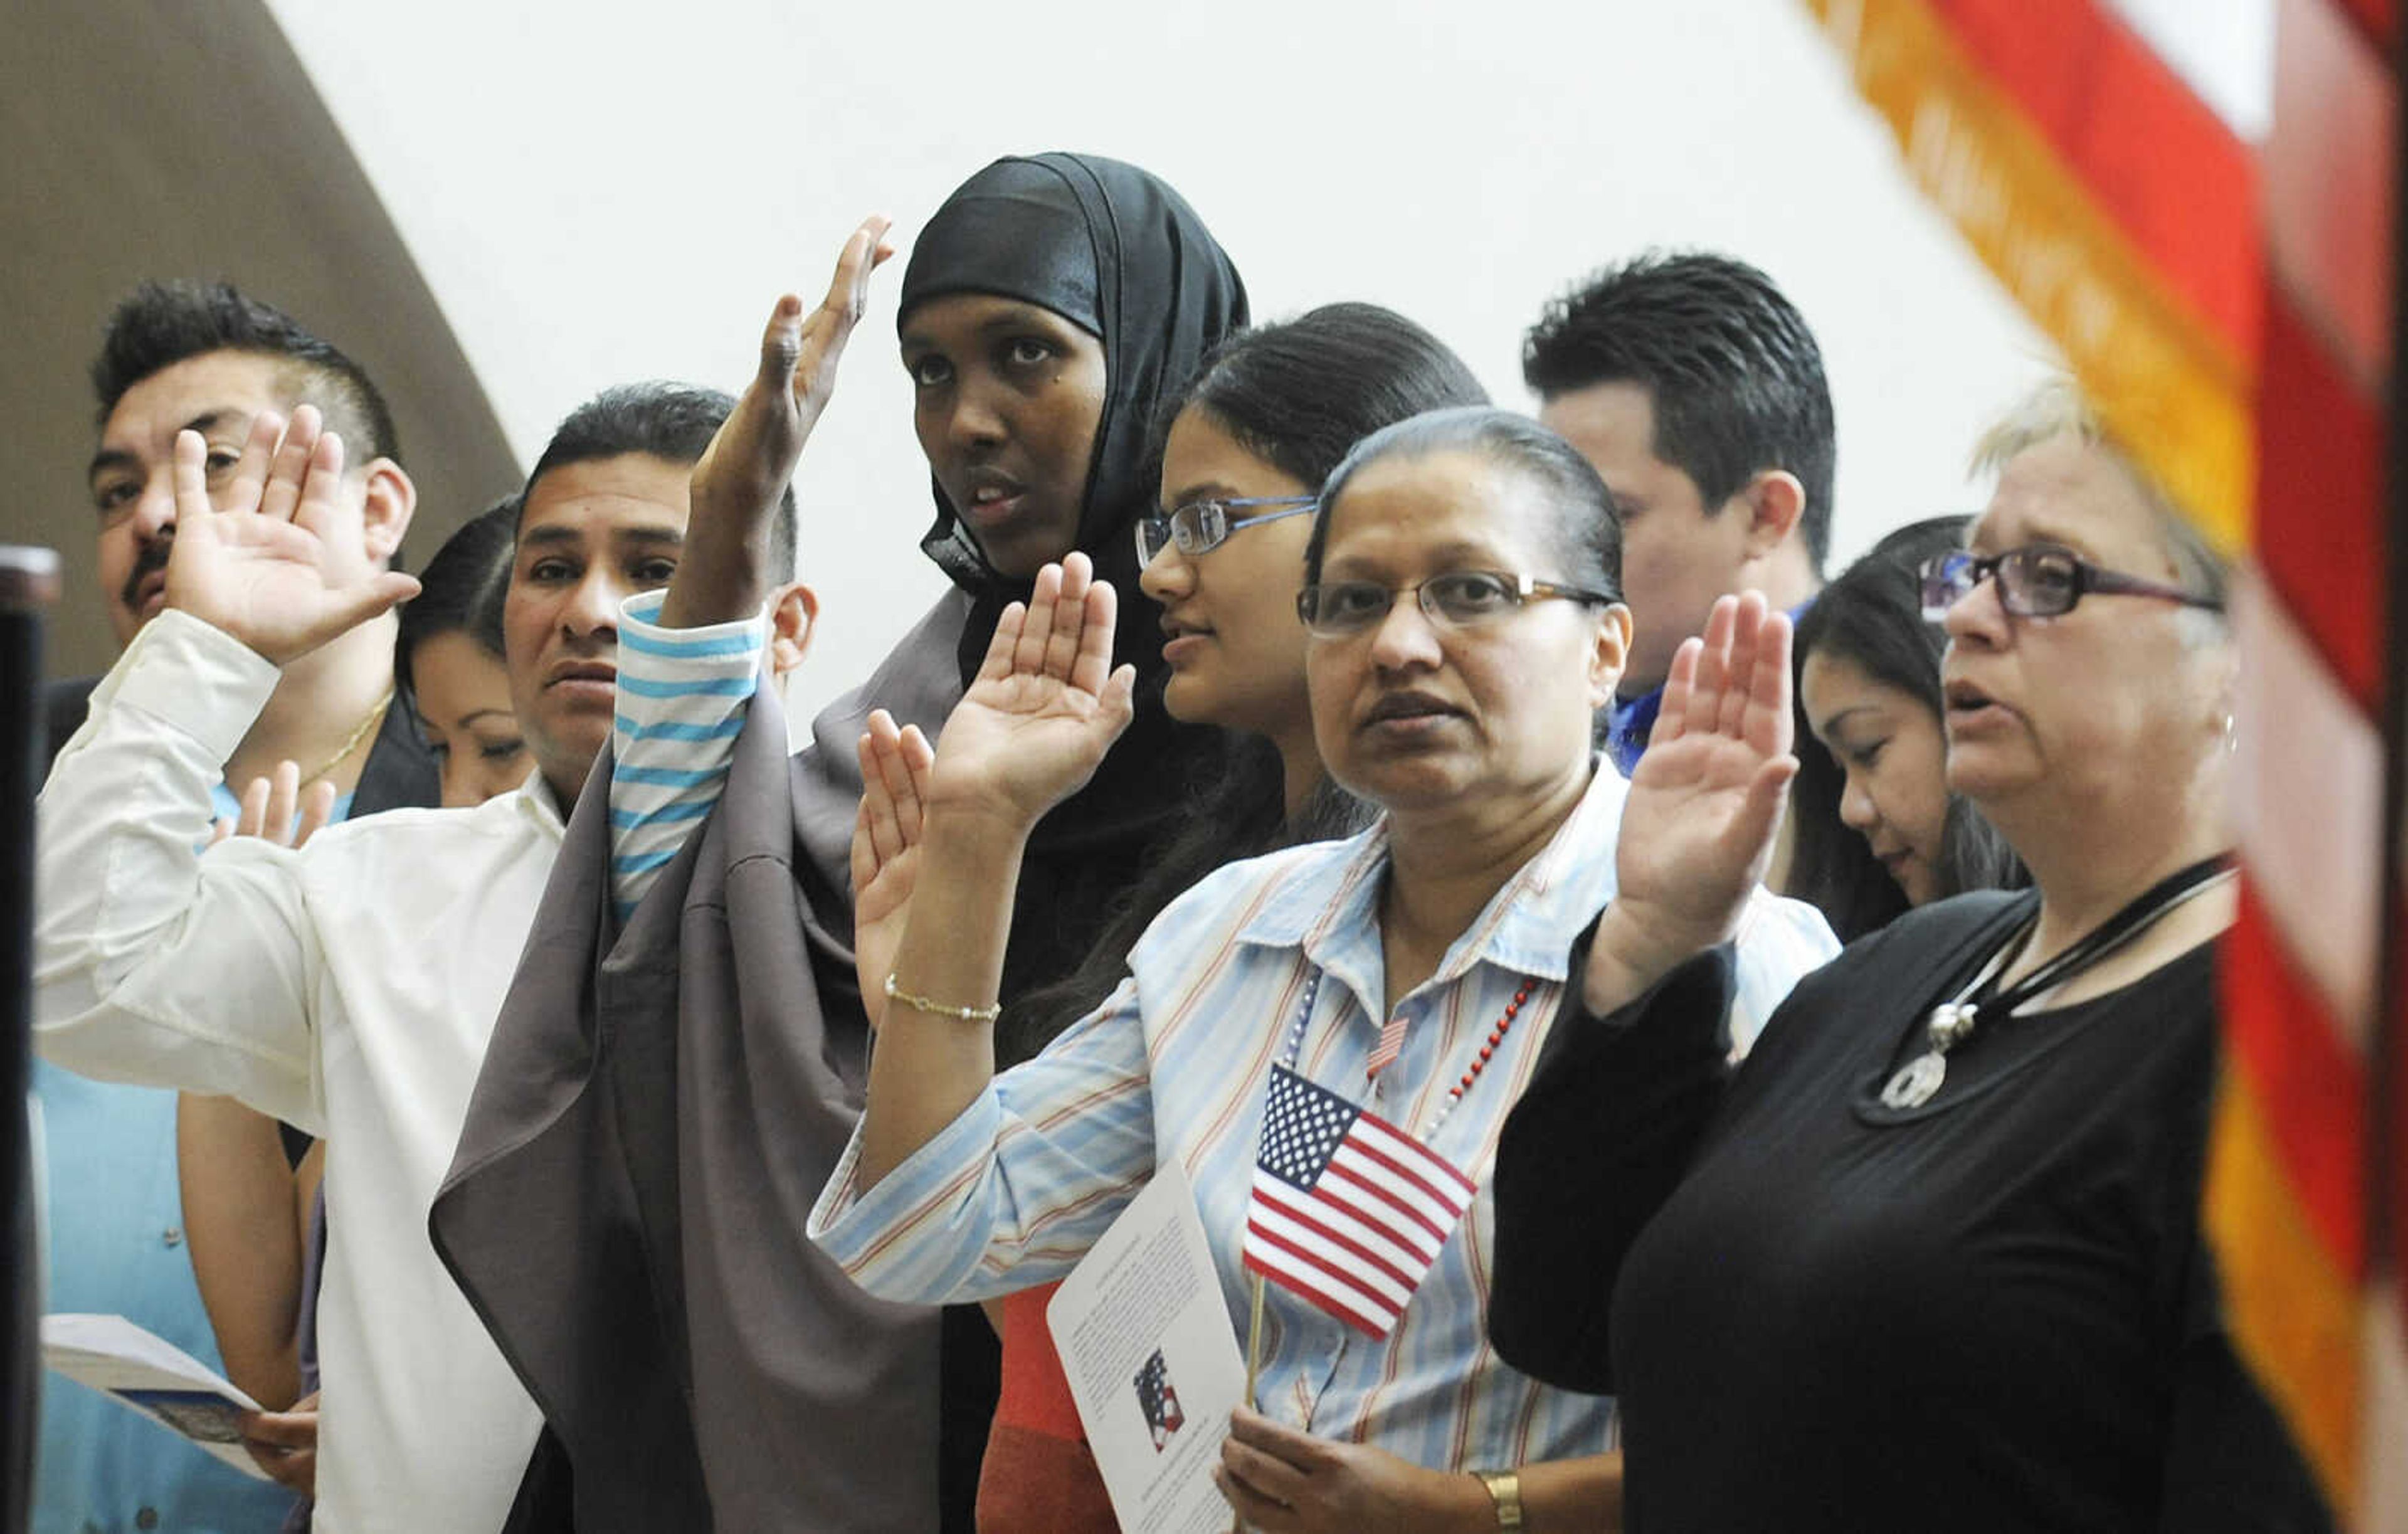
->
<box><xmin>815</xmin><ymin>406</ymin><xmax>1836</xmax><ymax>1533</ymax></box>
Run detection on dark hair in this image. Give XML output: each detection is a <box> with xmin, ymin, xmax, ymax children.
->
<box><xmin>1161</xmin><ymin>302</ymin><xmax>1490</xmax><ymax>490</ymax></box>
<box><xmin>1306</xmin><ymin>406</ymin><xmax>1623</xmax><ymax>604</ymax></box>
<box><xmin>92</xmin><ymin>280</ymin><xmax>401</xmax><ymax>465</ymax></box>
<box><xmin>397</xmin><ymin>497</ymin><xmax>517</xmax><ymax>699</ymax></box>
<box><xmin>998</xmin><ymin>304</ymin><xmax>1489</xmax><ymax>1064</ymax></box>
<box><xmin>525</xmin><ymin>382</ymin><xmax>798</xmax><ymax>577</ymax></box>
<box><xmin>1788</xmin><ymin>516</ymin><xmax>2025</xmax><ymax>936</ymax></box>
<box><xmin>1524</xmin><ymin>251</ymin><xmax>1834</xmax><ymax>571</ymax></box>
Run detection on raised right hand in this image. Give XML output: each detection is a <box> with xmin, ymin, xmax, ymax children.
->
<box><xmin>164</xmin><ymin>406</ymin><xmax>420</xmax><ymax>666</ymax></box>
<box><xmin>924</xmin><ymin>554</ymin><xmax>1138</xmax><ymax>831</ymax></box>
<box><xmin>1584</xmin><ymin>592</ymin><xmax>1797</xmax><ymax>1015</ymax></box>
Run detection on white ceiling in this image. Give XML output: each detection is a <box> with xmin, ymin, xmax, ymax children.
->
<box><xmin>260</xmin><ymin>0</ymin><xmax>2217</xmax><ymax>724</ymax></box>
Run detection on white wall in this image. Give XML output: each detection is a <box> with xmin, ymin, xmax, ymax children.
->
<box><xmin>267</xmin><ymin>0</ymin><xmax>2078</xmax><ymax>725</ymax></box>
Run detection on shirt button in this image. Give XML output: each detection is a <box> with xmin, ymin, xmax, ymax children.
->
<box><xmin>161</xmin><ymin>1227</ymin><xmax>182</xmax><ymax>1247</ymax></box>
<box><xmin>136</xmin><ymin>1510</ymin><xmax>160</xmax><ymax>1531</ymax></box>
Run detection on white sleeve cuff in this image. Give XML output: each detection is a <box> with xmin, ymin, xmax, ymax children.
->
<box><xmin>101</xmin><ymin>610</ymin><xmax>282</xmax><ymax>765</ymax></box>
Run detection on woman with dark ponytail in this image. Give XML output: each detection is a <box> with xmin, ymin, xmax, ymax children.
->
<box><xmin>893</xmin><ymin>301</ymin><xmax>1490</xmax><ymax>1531</ymax></box>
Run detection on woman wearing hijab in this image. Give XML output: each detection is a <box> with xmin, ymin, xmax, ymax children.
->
<box><xmin>432</xmin><ymin>155</ymin><xmax>1247</xmax><ymax>1534</ymax></box>
<box><xmin>1486</xmin><ymin>383</ymin><xmax>2325</xmax><ymax>1530</ymax></box>
<box><xmin>855</xmin><ymin>302</ymin><xmax>1487</xmax><ymax>1531</ymax></box>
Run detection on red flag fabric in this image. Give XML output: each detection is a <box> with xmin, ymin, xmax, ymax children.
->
<box><xmin>1800</xmin><ymin>0</ymin><xmax>2405</xmax><ymax>1521</ymax></box>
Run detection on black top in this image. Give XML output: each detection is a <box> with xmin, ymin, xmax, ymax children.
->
<box><xmin>1489</xmin><ymin>893</ymin><xmax>2328</xmax><ymax>1533</ymax></box>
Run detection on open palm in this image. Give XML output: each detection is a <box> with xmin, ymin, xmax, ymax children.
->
<box><xmin>924</xmin><ymin>554</ymin><xmax>1138</xmax><ymax>830</ymax></box>
<box><xmin>1591</xmin><ymin>593</ymin><xmax>1798</xmax><ymax>1003</ymax></box>
<box><xmin>164</xmin><ymin>406</ymin><xmax>418</xmax><ymax>665</ymax></box>
<box><xmin>689</xmin><ymin>216</ymin><xmax>894</xmax><ymax>537</ymax></box>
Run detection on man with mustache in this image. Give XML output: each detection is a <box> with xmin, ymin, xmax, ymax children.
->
<box><xmin>63</xmin><ymin>282</ymin><xmax>435</xmax><ymax>808</ymax></box>
<box><xmin>34</xmin><ymin>361</ymin><xmax>826</xmax><ymax>1528</ymax></box>
<box><xmin>33</xmin><ymin>282</ymin><xmax>438</xmax><ymax>1532</ymax></box>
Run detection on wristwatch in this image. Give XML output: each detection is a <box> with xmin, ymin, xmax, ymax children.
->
<box><xmin>1475</xmin><ymin>1468</ymin><xmax>1524</xmax><ymax>1530</ymax></box>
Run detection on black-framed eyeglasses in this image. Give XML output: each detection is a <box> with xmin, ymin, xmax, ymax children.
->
<box><xmin>1918</xmin><ymin>543</ymin><xmax>2224</xmax><ymax>622</ymax></box>
<box><xmin>1134</xmin><ymin>495</ymin><xmax>1319</xmax><ymax>566</ymax></box>
<box><xmin>1294</xmin><ymin>570</ymin><xmax>1617</xmax><ymax>638</ymax></box>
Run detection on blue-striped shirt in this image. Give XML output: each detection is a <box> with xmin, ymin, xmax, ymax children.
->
<box><xmin>807</xmin><ymin>766</ymin><xmax>1839</xmax><ymax>1472</ymax></box>
<box><xmin>606</xmin><ymin>591</ymin><xmax>766</xmax><ymax>919</ymax></box>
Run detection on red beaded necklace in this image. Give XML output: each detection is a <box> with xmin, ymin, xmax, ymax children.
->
<box><xmin>1279</xmin><ymin>971</ymin><xmax>1539</xmax><ymax>1143</ymax></box>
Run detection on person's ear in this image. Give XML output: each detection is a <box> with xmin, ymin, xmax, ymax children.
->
<box><xmin>1587</xmin><ymin>602</ymin><xmax>1633</xmax><ymax>707</ymax></box>
<box><xmin>361</xmin><ymin>458</ymin><xmax>418</xmax><ymax>566</ymax></box>
<box><xmin>769</xmin><ymin>579</ymin><xmax>820</xmax><ymax>680</ymax></box>
<box><xmin>1738</xmin><ymin>470</ymin><xmax>1806</xmax><ymax>561</ymax></box>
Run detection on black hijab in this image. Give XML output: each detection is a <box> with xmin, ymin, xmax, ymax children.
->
<box><xmin>432</xmin><ymin>157</ymin><xmax>1249</xmax><ymax>1534</ymax></box>
<box><xmin>889</xmin><ymin>152</ymin><xmax>1251</xmax><ymax>1022</ymax></box>
<box><xmin>898</xmin><ymin>152</ymin><xmax>1249</xmax><ymax>684</ymax></box>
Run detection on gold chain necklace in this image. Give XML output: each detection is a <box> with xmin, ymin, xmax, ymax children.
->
<box><xmin>303</xmin><ymin>686</ymin><xmax>395</xmax><ymax>786</ymax></box>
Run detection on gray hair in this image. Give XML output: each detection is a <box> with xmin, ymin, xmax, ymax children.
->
<box><xmin>1972</xmin><ymin>378</ymin><xmax>2229</xmax><ymax>627</ymax></box>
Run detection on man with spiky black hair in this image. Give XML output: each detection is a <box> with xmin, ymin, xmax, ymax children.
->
<box><xmin>1525</xmin><ymin>251</ymin><xmax>1835</xmax><ymax>773</ymax></box>
<box><xmin>33</xmin><ymin>280</ymin><xmax>441</xmax><ymax>1533</ymax></box>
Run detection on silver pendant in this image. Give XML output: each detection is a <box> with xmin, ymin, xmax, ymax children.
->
<box><xmin>1881</xmin><ymin>1050</ymin><xmax>1948</xmax><ymax>1110</ymax></box>
<box><xmin>1926</xmin><ymin>1001</ymin><xmax>1979</xmax><ymax>1049</ymax></box>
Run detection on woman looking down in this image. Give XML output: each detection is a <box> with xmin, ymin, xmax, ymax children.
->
<box><xmin>1788</xmin><ymin>514</ymin><xmax>2023</xmax><ymax>934</ymax></box>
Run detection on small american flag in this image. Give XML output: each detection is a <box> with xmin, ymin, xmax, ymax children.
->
<box><xmin>1364</xmin><ymin>1013</ymin><xmax>1409</xmax><ymax>1078</ymax></box>
<box><xmin>1133</xmin><ymin>1348</ymin><xmax>1184</xmax><ymax>1452</ymax></box>
<box><xmin>1242</xmin><ymin>1064</ymin><xmax>1476</xmax><ymax>1337</ymax></box>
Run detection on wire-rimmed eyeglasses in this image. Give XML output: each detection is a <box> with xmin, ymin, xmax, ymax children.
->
<box><xmin>1134</xmin><ymin>496</ymin><xmax>1318</xmax><ymax>566</ymax></box>
<box><xmin>1294</xmin><ymin>570</ymin><xmax>1615</xmax><ymax>638</ymax></box>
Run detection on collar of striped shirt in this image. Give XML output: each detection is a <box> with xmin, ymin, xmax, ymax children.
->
<box><xmin>1233</xmin><ymin>760</ymin><xmax>1632</xmax><ymax>1025</ymax></box>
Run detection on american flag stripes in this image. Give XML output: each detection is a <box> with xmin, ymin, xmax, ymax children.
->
<box><xmin>1799</xmin><ymin>1</ymin><xmax>2408</xmax><ymax>1520</ymax></box>
<box><xmin>1242</xmin><ymin>1064</ymin><xmax>1476</xmax><ymax>1338</ymax></box>
<box><xmin>1134</xmin><ymin>1348</ymin><xmax>1184</xmax><ymax>1451</ymax></box>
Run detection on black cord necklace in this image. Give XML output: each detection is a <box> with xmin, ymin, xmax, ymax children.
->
<box><xmin>1879</xmin><ymin>852</ymin><xmax>2237</xmax><ymax>1111</ymax></box>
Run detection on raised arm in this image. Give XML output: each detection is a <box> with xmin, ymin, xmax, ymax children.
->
<box><xmin>855</xmin><ymin>554</ymin><xmax>1136</xmax><ymax>1188</ymax></box>
<box><xmin>662</xmin><ymin>214</ymin><xmax>891</xmax><ymax>628</ymax></box>
<box><xmin>1487</xmin><ymin>591</ymin><xmax>1798</xmax><ymax>1395</ymax></box>
<box><xmin>606</xmin><ymin>218</ymin><xmax>892</xmax><ymax>917</ymax></box>
<box><xmin>35</xmin><ymin>409</ymin><xmax>416</xmax><ymax>1124</ymax></box>
<box><xmin>848</xmin><ymin>710</ymin><xmax>935</xmax><ymax>1029</ymax></box>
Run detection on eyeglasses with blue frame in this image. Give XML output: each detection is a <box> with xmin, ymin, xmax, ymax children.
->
<box><xmin>1134</xmin><ymin>495</ymin><xmax>1319</xmax><ymax>566</ymax></box>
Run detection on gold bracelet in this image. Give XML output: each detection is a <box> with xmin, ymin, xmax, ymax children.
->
<box><xmin>882</xmin><ymin>973</ymin><xmax>1002</xmax><ymax>1024</ymax></box>
<box><xmin>1475</xmin><ymin>1469</ymin><xmax>1524</xmax><ymax>1531</ymax></box>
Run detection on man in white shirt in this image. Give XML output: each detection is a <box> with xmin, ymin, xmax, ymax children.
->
<box><xmin>33</xmin><ymin>378</ymin><xmax>815</xmax><ymax>1532</ymax></box>
<box><xmin>41</xmin><ymin>280</ymin><xmax>441</xmax><ymax>1531</ymax></box>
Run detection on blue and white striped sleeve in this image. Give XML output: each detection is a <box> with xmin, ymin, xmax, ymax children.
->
<box><xmin>608</xmin><ymin>590</ymin><xmax>767</xmax><ymax>919</ymax></box>
<box><xmin>806</xmin><ymin>976</ymin><xmax>1160</xmax><ymax>1303</ymax></box>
